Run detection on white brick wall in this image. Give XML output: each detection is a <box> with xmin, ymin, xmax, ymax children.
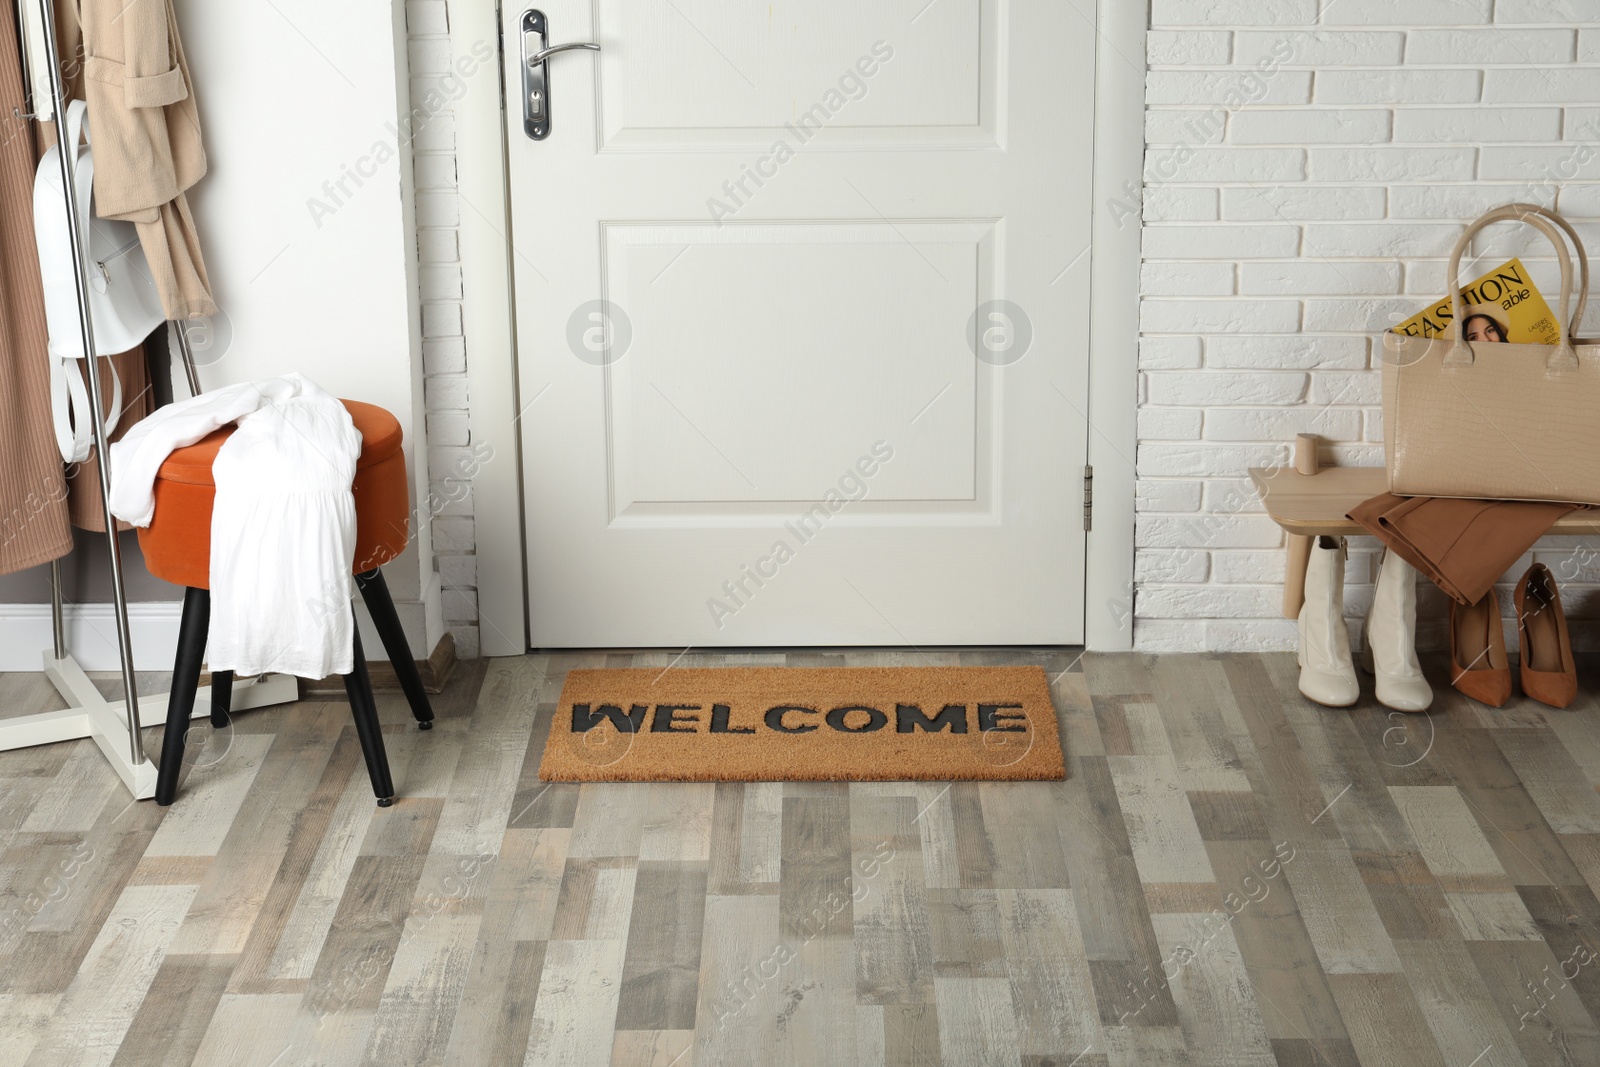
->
<box><xmin>1139</xmin><ymin>0</ymin><xmax>1600</xmax><ymax>652</ymax></box>
<box><xmin>406</xmin><ymin>0</ymin><xmax>479</xmax><ymax>659</ymax></box>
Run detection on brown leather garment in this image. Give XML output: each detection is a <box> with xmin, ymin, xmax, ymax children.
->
<box><xmin>0</xmin><ymin>1</ymin><xmax>72</xmax><ymax>575</ymax></box>
<box><xmin>1347</xmin><ymin>492</ymin><xmax>1585</xmax><ymax>606</ymax></box>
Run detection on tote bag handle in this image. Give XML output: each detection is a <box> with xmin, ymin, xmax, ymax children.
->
<box><xmin>1494</xmin><ymin>202</ymin><xmax>1590</xmax><ymax>333</ymax></box>
<box><xmin>1444</xmin><ymin>204</ymin><xmax>1584</xmax><ymax>369</ymax></box>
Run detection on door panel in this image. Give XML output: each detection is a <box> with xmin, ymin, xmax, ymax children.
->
<box><xmin>595</xmin><ymin>0</ymin><xmax>996</xmax><ymax>148</ymax></box>
<box><xmin>505</xmin><ymin>0</ymin><xmax>1095</xmax><ymax>647</ymax></box>
<box><xmin>605</xmin><ymin>221</ymin><xmax>983</xmax><ymax>511</ymax></box>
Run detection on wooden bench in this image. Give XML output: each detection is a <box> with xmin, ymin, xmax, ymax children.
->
<box><xmin>1250</xmin><ymin>434</ymin><xmax>1600</xmax><ymax>620</ymax></box>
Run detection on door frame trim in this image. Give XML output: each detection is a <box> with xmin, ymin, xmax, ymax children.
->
<box><xmin>1082</xmin><ymin>0</ymin><xmax>1143</xmax><ymax>652</ymax></box>
<box><xmin>454</xmin><ymin>0</ymin><xmax>1144</xmax><ymax>655</ymax></box>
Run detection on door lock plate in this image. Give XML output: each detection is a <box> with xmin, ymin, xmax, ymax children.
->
<box><xmin>521</xmin><ymin>10</ymin><xmax>550</xmax><ymax>139</ymax></box>
<box><xmin>520</xmin><ymin>9</ymin><xmax>600</xmax><ymax>140</ymax></box>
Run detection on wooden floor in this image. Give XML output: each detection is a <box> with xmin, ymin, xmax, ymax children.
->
<box><xmin>3</xmin><ymin>649</ymin><xmax>1600</xmax><ymax>1066</ymax></box>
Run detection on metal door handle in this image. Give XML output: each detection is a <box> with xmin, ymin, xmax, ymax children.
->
<box><xmin>521</xmin><ymin>10</ymin><xmax>600</xmax><ymax>140</ymax></box>
<box><xmin>528</xmin><ymin>42</ymin><xmax>600</xmax><ymax>65</ymax></box>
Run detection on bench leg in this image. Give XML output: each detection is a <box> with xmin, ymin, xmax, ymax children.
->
<box><xmin>1284</xmin><ymin>533</ymin><xmax>1312</xmax><ymax>619</ymax></box>
<box><xmin>1282</xmin><ymin>431</ymin><xmax>1322</xmax><ymax>620</ymax></box>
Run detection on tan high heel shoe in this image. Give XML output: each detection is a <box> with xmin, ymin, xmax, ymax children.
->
<box><xmin>1515</xmin><ymin>563</ymin><xmax>1577</xmax><ymax>709</ymax></box>
<box><xmin>1450</xmin><ymin>592</ymin><xmax>1512</xmax><ymax>707</ymax></box>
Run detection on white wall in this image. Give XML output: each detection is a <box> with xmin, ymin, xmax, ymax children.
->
<box><xmin>0</xmin><ymin>1</ymin><xmax>449</xmax><ymax>669</ymax></box>
<box><xmin>176</xmin><ymin>0</ymin><xmax>443</xmax><ymax>657</ymax></box>
<box><xmin>1137</xmin><ymin>0</ymin><xmax>1600</xmax><ymax>652</ymax></box>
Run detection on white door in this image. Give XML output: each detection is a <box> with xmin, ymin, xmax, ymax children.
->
<box><xmin>503</xmin><ymin>0</ymin><xmax>1096</xmax><ymax>648</ymax></box>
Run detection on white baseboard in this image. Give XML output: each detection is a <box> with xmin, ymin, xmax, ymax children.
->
<box><xmin>0</xmin><ymin>597</ymin><xmax>433</xmax><ymax>673</ymax></box>
<box><xmin>0</xmin><ymin>602</ymin><xmax>184</xmax><ymax>673</ymax></box>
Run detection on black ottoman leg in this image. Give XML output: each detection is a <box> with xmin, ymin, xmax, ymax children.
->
<box><xmin>211</xmin><ymin>670</ymin><xmax>234</xmax><ymax>728</ymax></box>
<box><xmin>156</xmin><ymin>587</ymin><xmax>210</xmax><ymax>806</ymax></box>
<box><xmin>343</xmin><ymin>624</ymin><xmax>396</xmax><ymax>806</ymax></box>
<box><xmin>355</xmin><ymin>568</ymin><xmax>435</xmax><ymax>729</ymax></box>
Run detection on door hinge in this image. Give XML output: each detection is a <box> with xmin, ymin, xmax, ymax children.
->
<box><xmin>1082</xmin><ymin>464</ymin><xmax>1093</xmax><ymax>532</ymax></box>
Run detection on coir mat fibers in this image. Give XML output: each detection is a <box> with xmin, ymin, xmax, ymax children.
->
<box><xmin>538</xmin><ymin>665</ymin><xmax>1066</xmax><ymax>783</ymax></box>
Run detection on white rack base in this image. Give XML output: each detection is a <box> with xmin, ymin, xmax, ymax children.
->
<box><xmin>0</xmin><ymin>653</ymin><xmax>299</xmax><ymax>799</ymax></box>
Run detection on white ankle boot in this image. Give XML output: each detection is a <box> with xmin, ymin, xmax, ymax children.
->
<box><xmin>1362</xmin><ymin>550</ymin><xmax>1433</xmax><ymax>712</ymax></box>
<box><xmin>1299</xmin><ymin>537</ymin><xmax>1359</xmax><ymax>707</ymax></box>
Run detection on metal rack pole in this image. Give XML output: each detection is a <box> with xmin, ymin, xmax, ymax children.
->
<box><xmin>173</xmin><ymin>320</ymin><xmax>201</xmax><ymax>395</ymax></box>
<box><xmin>36</xmin><ymin>0</ymin><xmax>144</xmax><ymax>766</ymax></box>
<box><xmin>49</xmin><ymin>559</ymin><xmax>64</xmax><ymax>659</ymax></box>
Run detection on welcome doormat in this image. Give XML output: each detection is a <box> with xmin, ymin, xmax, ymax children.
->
<box><xmin>537</xmin><ymin>666</ymin><xmax>1066</xmax><ymax>783</ymax></box>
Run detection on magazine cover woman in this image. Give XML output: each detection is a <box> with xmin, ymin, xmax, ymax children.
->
<box><xmin>1462</xmin><ymin>303</ymin><xmax>1511</xmax><ymax>343</ymax></box>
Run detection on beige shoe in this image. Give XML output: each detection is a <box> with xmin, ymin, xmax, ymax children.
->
<box><xmin>1362</xmin><ymin>550</ymin><xmax>1433</xmax><ymax>713</ymax></box>
<box><xmin>1299</xmin><ymin>537</ymin><xmax>1359</xmax><ymax>708</ymax></box>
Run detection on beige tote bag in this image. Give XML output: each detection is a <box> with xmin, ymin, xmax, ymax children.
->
<box><xmin>1382</xmin><ymin>203</ymin><xmax>1600</xmax><ymax>504</ymax></box>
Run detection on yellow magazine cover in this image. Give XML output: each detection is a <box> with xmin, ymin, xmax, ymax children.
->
<box><xmin>1391</xmin><ymin>257</ymin><xmax>1560</xmax><ymax>345</ymax></box>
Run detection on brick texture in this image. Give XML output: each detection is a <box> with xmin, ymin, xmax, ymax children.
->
<box><xmin>405</xmin><ymin>0</ymin><xmax>480</xmax><ymax>656</ymax></box>
<box><xmin>1138</xmin><ymin>2</ymin><xmax>1600</xmax><ymax>652</ymax></box>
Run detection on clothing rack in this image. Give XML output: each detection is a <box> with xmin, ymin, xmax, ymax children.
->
<box><xmin>0</xmin><ymin>0</ymin><xmax>295</xmax><ymax>798</ymax></box>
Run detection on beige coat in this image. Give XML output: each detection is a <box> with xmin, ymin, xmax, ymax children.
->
<box><xmin>64</xmin><ymin>0</ymin><xmax>216</xmax><ymax>319</ymax></box>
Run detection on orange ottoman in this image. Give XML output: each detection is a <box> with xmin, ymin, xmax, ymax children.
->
<box><xmin>138</xmin><ymin>400</ymin><xmax>410</xmax><ymax>585</ymax></box>
<box><xmin>141</xmin><ymin>400</ymin><xmax>433</xmax><ymax>807</ymax></box>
